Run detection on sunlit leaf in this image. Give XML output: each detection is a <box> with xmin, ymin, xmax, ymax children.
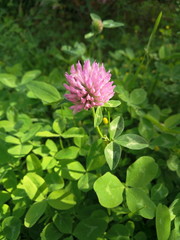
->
<box><xmin>22</xmin><ymin>173</ymin><xmax>48</xmax><ymax>201</ymax></box>
<box><xmin>109</xmin><ymin>116</ymin><xmax>124</xmax><ymax>139</ymax></box>
<box><xmin>126</xmin><ymin>156</ymin><xmax>158</xmax><ymax>188</ymax></box>
<box><xmin>21</xmin><ymin>70</ymin><xmax>41</xmax><ymax>84</ymax></box>
<box><xmin>94</xmin><ymin>172</ymin><xmax>124</xmax><ymax>208</ymax></box>
<box><xmin>104</xmin><ymin>141</ymin><xmax>121</xmax><ymax>170</ymax></box>
<box><xmin>103</xmin><ymin>19</ymin><xmax>124</xmax><ymax>28</ymax></box>
<box><xmin>126</xmin><ymin>188</ymin><xmax>156</xmax><ymax>219</ymax></box>
<box><xmin>27</xmin><ymin>81</ymin><xmax>61</xmax><ymax>104</ymax></box>
<box><xmin>115</xmin><ymin>134</ymin><xmax>148</xmax><ymax>149</ymax></box>
<box><xmin>0</xmin><ymin>73</ymin><xmax>17</xmax><ymax>88</ymax></box>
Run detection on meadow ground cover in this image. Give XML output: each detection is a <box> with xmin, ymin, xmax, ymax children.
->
<box><xmin>0</xmin><ymin>1</ymin><xmax>180</xmax><ymax>239</ymax></box>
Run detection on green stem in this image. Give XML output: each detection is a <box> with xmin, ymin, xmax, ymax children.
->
<box><xmin>148</xmin><ymin>77</ymin><xmax>159</xmax><ymax>97</ymax></box>
<box><xmin>92</xmin><ymin>107</ymin><xmax>104</xmax><ymax>138</ymax></box>
<box><xmin>107</xmin><ymin>110</ymin><xmax>111</xmax><ymax>128</ymax></box>
<box><xmin>133</xmin><ymin>12</ymin><xmax>162</xmax><ymax>83</ymax></box>
<box><xmin>144</xmin><ymin>114</ymin><xmax>180</xmax><ymax>134</ymax></box>
<box><xmin>133</xmin><ymin>54</ymin><xmax>145</xmax><ymax>82</ymax></box>
<box><xmin>96</xmin><ymin>125</ymin><xmax>104</xmax><ymax>138</ymax></box>
<box><xmin>59</xmin><ymin>137</ymin><xmax>64</xmax><ymax>149</ymax></box>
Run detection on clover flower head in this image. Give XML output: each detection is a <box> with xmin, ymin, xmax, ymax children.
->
<box><xmin>64</xmin><ymin>60</ymin><xmax>115</xmax><ymax>112</ymax></box>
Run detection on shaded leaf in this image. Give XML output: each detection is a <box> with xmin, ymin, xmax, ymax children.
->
<box><xmin>53</xmin><ymin>214</ymin><xmax>73</xmax><ymax>234</ymax></box>
<box><xmin>24</xmin><ymin>200</ymin><xmax>47</xmax><ymax>228</ymax></box>
<box><xmin>40</xmin><ymin>223</ymin><xmax>62</xmax><ymax>240</ymax></box>
<box><xmin>86</xmin><ymin>139</ymin><xmax>106</xmax><ymax>171</ymax></box>
<box><xmin>78</xmin><ymin>173</ymin><xmax>97</xmax><ymax>192</ymax></box>
<box><xmin>73</xmin><ymin>217</ymin><xmax>107</xmax><ymax>240</ymax></box>
<box><xmin>156</xmin><ymin>204</ymin><xmax>171</xmax><ymax>240</ymax></box>
<box><xmin>129</xmin><ymin>88</ymin><xmax>147</xmax><ymax>105</ymax></box>
<box><xmin>2</xmin><ymin>216</ymin><xmax>21</xmax><ymax>240</ymax></box>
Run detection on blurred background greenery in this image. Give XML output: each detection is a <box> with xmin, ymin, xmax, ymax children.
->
<box><xmin>0</xmin><ymin>0</ymin><xmax>179</xmax><ymax>111</ymax></box>
<box><xmin>0</xmin><ymin>0</ymin><xmax>179</xmax><ymax>67</ymax></box>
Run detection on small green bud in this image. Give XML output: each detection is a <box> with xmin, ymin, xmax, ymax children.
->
<box><xmin>91</xmin><ymin>19</ymin><xmax>103</xmax><ymax>34</ymax></box>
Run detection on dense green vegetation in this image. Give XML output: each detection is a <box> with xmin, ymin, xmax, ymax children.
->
<box><xmin>0</xmin><ymin>1</ymin><xmax>179</xmax><ymax>240</ymax></box>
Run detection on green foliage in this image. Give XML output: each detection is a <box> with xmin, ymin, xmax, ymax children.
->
<box><xmin>126</xmin><ymin>156</ymin><xmax>158</xmax><ymax>188</ymax></box>
<box><xmin>26</xmin><ymin>81</ymin><xmax>61</xmax><ymax>104</ymax></box>
<box><xmin>104</xmin><ymin>141</ymin><xmax>122</xmax><ymax>170</ymax></box>
<box><xmin>156</xmin><ymin>204</ymin><xmax>171</xmax><ymax>240</ymax></box>
<box><xmin>24</xmin><ymin>200</ymin><xmax>47</xmax><ymax>228</ymax></box>
<box><xmin>2</xmin><ymin>216</ymin><xmax>21</xmax><ymax>240</ymax></box>
<box><xmin>0</xmin><ymin>1</ymin><xmax>179</xmax><ymax>239</ymax></box>
<box><xmin>94</xmin><ymin>172</ymin><xmax>124</xmax><ymax>208</ymax></box>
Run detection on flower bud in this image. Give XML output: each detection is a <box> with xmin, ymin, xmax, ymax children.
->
<box><xmin>91</xmin><ymin>19</ymin><xmax>103</xmax><ymax>34</ymax></box>
<box><xmin>154</xmin><ymin>146</ymin><xmax>160</xmax><ymax>151</ymax></box>
<box><xmin>103</xmin><ymin>117</ymin><xmax>109</xmax><ymax>125</ymax></box>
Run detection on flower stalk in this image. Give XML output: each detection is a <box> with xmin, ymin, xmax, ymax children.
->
<box><xmin>92</xmin><ymin>107</ymin><xmax>104</xmax><ymax>138</ymax></box>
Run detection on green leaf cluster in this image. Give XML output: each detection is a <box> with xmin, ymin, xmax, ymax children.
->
<box><xmin>0</xmin><ymin>2</ymin><xmax>179</xmax><ymax>240</ymax></box>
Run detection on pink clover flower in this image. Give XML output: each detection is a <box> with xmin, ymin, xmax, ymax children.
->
<box><xmin>64</xmin><ymin>60</ymin><xmax>115</xmax><ymax>112</ymax></box>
